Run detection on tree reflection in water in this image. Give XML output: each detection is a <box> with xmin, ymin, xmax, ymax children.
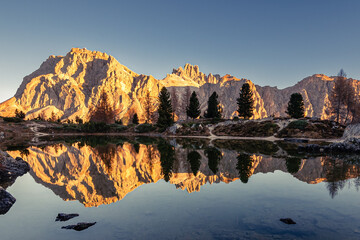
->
<box><xmin>205</xmin><ymin>147</ymin><xmax>222</xmax><ymax>174</ymax></box>
<box><xmin>93</xmin><ymin>144</ymin><xmax>117</xmax><ymax>172</ymax></box>
<box><xmin>187</xmin><ymin>151</ymin><xmax>201</xmax><ymax>176</ymax></box>
<box><xmin>323</xmin><ymin>157</ymin><xmax>360</xmax><ymax>198</ymax></box>
<box><xmin>157</xmin><ymin>140</ymin><xmax>175</xmax><ymax>182</ymax></box>
<box><xmin>236</xmin><ymin>153</ymin><xmax>254</xmax><ymax>183</ymax></box>
<box><xmin>285</xmin><ymin>157</ymin><xmax>302</xmax><ymax>174</ymax></box>
<box><xmin>133</xmin><ymin>143</ymin><xmax>140</xmax><ymax>154</ymax></box>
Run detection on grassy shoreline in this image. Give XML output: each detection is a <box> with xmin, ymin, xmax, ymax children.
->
<box><xmin>0</xmin><ymin>117</ymin><xmax>348</xmax><ymax>150</ymax></box>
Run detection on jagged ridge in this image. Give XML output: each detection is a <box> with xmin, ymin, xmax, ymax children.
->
<box><xmin>0</xmin><ymin>48</ymin><xmax>359</xmax><ymax>121</ymax></box>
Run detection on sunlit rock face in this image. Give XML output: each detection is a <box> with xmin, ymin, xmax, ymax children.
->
<box><xmin>7</xmin><ymin>142</ymin><xmax>360</xmax><ymax>207</ymax></box>
<box><xmin>256</xmin><ymin>74</ymin><xmax>360</xmax><ymax>119</ymax></box>
<box><xmin>0</xmin><ymin>48</ymin><xmax>162</xmax><ymax>122</ymax></box>
<box><xmin>2</xmin><ymin>48</ymin><xmax>358</xmax><ymax>121</ymax></box>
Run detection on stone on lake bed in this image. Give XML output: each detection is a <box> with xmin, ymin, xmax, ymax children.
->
<box><xmin>56</xmin><ymin>213</ymin><xmax>79</xmax><ymax>221</ymax></box>
<box><xmin>280</xmin><ymin>218</ymin><xmax>296</xmax><ymax>224</ymax></box>
<box><xmin>61</xmin><ymin>222</ymin><xmax>96</xmax><ymax>231</ymax></box>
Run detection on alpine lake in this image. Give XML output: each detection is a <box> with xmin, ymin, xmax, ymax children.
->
<box><xmin>1</xmin><ymin>135</ymin><xmax>360</xmax><ymax>240</ymax></box>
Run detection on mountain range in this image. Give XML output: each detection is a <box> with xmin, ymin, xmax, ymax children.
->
<box><xmin>0</xmin><ymin>48</ymin><xmax>359</xmax><ymax>121</ymax></box>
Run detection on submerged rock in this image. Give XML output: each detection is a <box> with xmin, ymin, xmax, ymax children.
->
<box><xmin>280</xmin><ymin>218</ymin><xmax>296</xmax><ymax>224</ymax></box>
<box><xmin>0</xmin><ymin>187</ymin><xmax>16</xmax><ymax>215</ymax></box>
<box><xmin>62</xmin><ymin>222</ymin><xmax>96</xmax><ymax>231</ymax></box>
<box><xmin>56</xmin><ymin>213</ymin><xmax>79</xmax><ymax>222</ymax></box>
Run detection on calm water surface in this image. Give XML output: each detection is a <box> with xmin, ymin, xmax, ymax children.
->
<box><xmin>1</xmin><ymin>137</ymin><xmax>360</xmax><ymax>240</ymax></box>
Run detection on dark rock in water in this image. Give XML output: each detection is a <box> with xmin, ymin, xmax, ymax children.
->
<box><xmin>0</xmin><ymin>152</ymin><xmax>30</xmax><ymax>215</ymax></box>
<box><xmin>0</xmin><ymin>151</ymin><xmax>30</xmax><ymax>188</ymax></box>
<box><xmin>280</xmin><ymin>218</ymin><xmax>296</xmax><ymax>224</ymax></box>
<box><xmin>0</xmin><ymin>187</ymin><xmax>16</xmax><ymax>215</ymax></box>
<box><xmin>62</xmin><ymin>222</ymin><xmax>96</xmax><ymax>231</ymax></box>
<box><xmin>56</xmin><ymin>213</ymin><xmax>79</xmax><ymax>222</ymax></box>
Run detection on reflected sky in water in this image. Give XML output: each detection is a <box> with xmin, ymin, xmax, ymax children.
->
<box><xmin>2</xmin><ymin>137</ymin><xmax>360</xmax><ymax>239</ymax></box>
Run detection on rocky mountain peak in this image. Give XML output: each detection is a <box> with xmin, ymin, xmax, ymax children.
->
<box><xmin>311</xmin><ymin>74</ymin><xmax>334</xmax><ymax>81</ymax></box>
<box><xmin>0</xmin><ymin>48</ymin><xmax>359</xmax><ymax>122</ymax></box>
<box><xmin>172</xmin><ymin>63</ymin><xmax>221</xmax><ymax>85</ymax></box>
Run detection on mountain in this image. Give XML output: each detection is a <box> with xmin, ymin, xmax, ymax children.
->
<box><xmin>0</xmin><ymin>48</ymin><xmax>359</xmax><ymax>121</ymax></box>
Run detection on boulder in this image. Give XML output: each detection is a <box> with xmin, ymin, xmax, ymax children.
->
<box><xmin>168</xmin><ymin>123</ymin><xmax>182</xmax><ymax>134</ymax></box>
<box><xmin>0</xmin><ymin>187</ymin><xmax>16</xmax><ymax>215</ymax></box>
<box><xmin>0</xmin><ymin>151</ymin><xmax>30</xmax><ymax>187</ymax></box>
<box><xmin>343</xmin><ymin>124</ymin><xmax>360</xmax><ymax>139</ymax></box>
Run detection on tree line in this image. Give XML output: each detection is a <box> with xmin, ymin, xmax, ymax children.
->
<box><xmin>285</xmin><ymin>69</ymin><xmax>360</xmax><ymax>123</ymax></box>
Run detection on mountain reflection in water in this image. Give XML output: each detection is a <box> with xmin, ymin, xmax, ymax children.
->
<box><xmin>7</xmin><ymin>137</ymin><xmax>360</xmax><ymax>207</ymax></box>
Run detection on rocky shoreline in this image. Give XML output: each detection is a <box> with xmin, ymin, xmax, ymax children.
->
<box><xmin>299</xmin><ymin>138</ymin><xmax>360</xmax><ymax>154</ymax></box>
<box><xmin>0</xmin><ymin>151</ymin><xmax>30</xmax><ymax>214</ymax></box>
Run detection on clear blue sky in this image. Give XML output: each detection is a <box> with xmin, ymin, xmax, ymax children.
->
<box><xmin>0</xmin><ymin>0</ymin><xmax>359</xmax><ymax>102</ymax></box>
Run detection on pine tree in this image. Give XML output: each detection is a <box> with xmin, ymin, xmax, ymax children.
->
<box><xmin>237</xmin><ymin>83</ymin><xmax>254</xmax><ymax>119</ymax></box>
<box><xmin>132</xmin><ymin>113</ymin><xmax>139</xmax><ymax>125</ymax></box>
<box><xmin>89</xmin><ymin>90</ymin><xmax>116</xmax><ymax>124</ymax></box>
<box><xmin>204</xmin><ymin>91</ymin><xmax>222</xmax><ymax>119</ymax></box>
<box><xmin>15</xmin><ymin>109</ymin><xmax>25</xmax><ymax>119</ymax></box>
<box><xmin>182</xmin><ymin>86</ymin><xmax>192</xmax><ymax>120</ymax></box>
<box><xmin>143</xmin><ymin>90</ymin><xmax>155</xmax><ymax>123</ymax></box>
<box><xmin>157</xmin><ymin>87</ymin><xmax>174</xmax><ymax>128</ymax></box>
<box><xmin>170</xmin><ymin>88</ymin><xmax>178</xmax><ymax>120</ymax></box>
<box><xmin>286</xmin><ymin>93</ymin><xmax>305</xmax><ymax>119</ymax></box>
<box><xmin>186</xmin><ymin>91</ymin><xmax>201</xmax><ymax>119</ymax></box>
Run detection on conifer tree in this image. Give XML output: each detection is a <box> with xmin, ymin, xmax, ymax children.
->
<box><xmin>237</xmin><ymin>83</ymin><xmax>254</xmax><ymax>119</ymax></box>
<box><xmin>182</xmin><ymin>86</ymin><xmax>192</xmax><ymax>120</ymax></box>
<box><xmin>143</xmin><ymin>90</ymin><xmax>155</xmax><ymax>123</ymax></box>
<box><xmin>286</xmin><ymin>93</ymin><xmax>305</xmax><ymax>119</ymax></box>
<box><xmin>186</xmin><ymin>91</ymin><xmax>201</xmax><ymax>119</ymax></box>
<box><xmin>157</xmin><ymin>87</ymin><xmax>174</xmax><ymax>128</ymax></box>
<box><xmin>15</xmin><ymin>109</ymin><xmax>25</xmax><ymax>119</ymax></box>
<box><xmin>330</xmin><ymin>69</ymin><xmax>356</xmax><ymax>123</ymax></box>
<box><xmin>132</xmin><ymin>113</ymin><xmax>139</xmax><ymax>125</ymax></box>
<box><xmin>89</xmin><ymin>90</ymin><xmax>116</xmax><ymax>124</ymax></box>
<box><xmin>204</xmin><ymin>91</ymin><xmax>222</xmax><ymax>119</ymax></box>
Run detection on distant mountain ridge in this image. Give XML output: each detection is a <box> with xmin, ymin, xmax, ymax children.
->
<box><xmin>0</xmin><ymin>48</ymin><xmax>359</xmax><ymax>121</ymax></box>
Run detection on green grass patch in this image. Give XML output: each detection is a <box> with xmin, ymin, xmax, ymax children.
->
<box><xmin>135</xmin><ymin>123</ymin><xmax>156</xmax><ymax>133</ymax></box>
<box><xmin>287</xmin><ymin>120</ymin><xmax>308</xmax><ymax>130</ymax></box>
